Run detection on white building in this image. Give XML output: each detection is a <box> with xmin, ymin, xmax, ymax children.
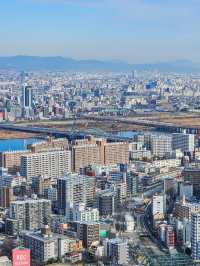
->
<box><xmin>152</xmin><ymin>193</ymin><xmax>166</xmax><ymax>216</ymax></box>
<box><xmin>124</xmin><ymin>214</ymin><xmax>135</xmax><ymax>232</ymax></box>
<box><xmin>151</xmin><ymin>134</ymin><xmax>172</xmax><ymax>158</ymax></box>
<box><xmin>172</xmin><ymin>133</ymin><xmax>194</xmax><ymax>152</ymax></box>
<box><xmin>72</xmin><ymin>204</ymin><xmax>99</xmax><ymax>222</ymax></box>
<box><xmin>0</xmin><ymin>256</ymin><xmax>11</xmax><ymax>266</ymax></box>
<box><xmin>8</xmin><ymin>197</ymin><xmax>51</xmax><ymax>234</ymax></box>
<box><xmin>20</xmin><ymin>150</ymin><xmax>71</xmax><ymax>181</ymax></box>
<box><xmin>57</xmin><ymin>173</ymin><xmax>96</xmax><ymax>218</ymax></box>
<box><xmin>130</xmin><ymin>150</ymin><xmax>151</xmax><ymax>160</ymax></box>
<box><xmin>23</xmin><ymin>228</ymin><xmax>73</xmax><ymax>264</ymax></box>
<box><xmin>129</xmin><ymin>142</ymin><xmax>144</xmax><ymax>151</ymax></box>
<box><xmin>191</xmin><ymin>212</ymin><xmax>200</xmax><ymax>260</ymax></box>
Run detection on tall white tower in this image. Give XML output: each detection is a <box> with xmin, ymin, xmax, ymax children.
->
<box><xmin>191</xmin><ymin>211</ymin><xmax>200</xmax><ymax>260</ymax></box>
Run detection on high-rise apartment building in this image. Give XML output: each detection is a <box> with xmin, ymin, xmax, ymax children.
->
<box><xmin>20</xmin><ymin>150</ymin><xmax>71</xmax><ymax>181</ymax></box>
<box><xmin>71</xmin><ymin>136</ymin><xmax>129</xmax><ymax>172</ymax></box>
<box><xmin>97</xmin><ymin>190</ymin><xmax>115</xmax><ymax>217</ymax></box>
<box><xmin>183</xmin><ymin>167</ymin><xmax>200</xmax><ymax>197</ymax></box>
<box><xmin>191</xmin><ymin>212</ymin><xmax>200</xmax><ymax>260</ymax></box>
<box><xmin>77</xmin><ymin>222</ymin><xmax>100</xmax><ymax>248</ymax></box>
<box><xmin>104</xmin><ymin>142</ymin><xmax>129</xmax><ymax>165</ymax></box>
<box><xmin>126</xmin><ymin>172</ymin><xmax>138</xmax><ymax>197</ymax></box>
<box><xmin>104</xmin><ymin>238</ymin><xmax>129</xmax><ymax>265</ymax></box>
<box><xmin>0</xmin><ymin>138</ymin><xmax>69</xmax><ymax>175</ymax></box>
<box><xmin>57</xmin><ymin>173</ymin><xmax>96</xmax><ymax>218</ymax></box>
<box><xmin>172</xmin><ymin>133</ymin><xmax>194</xmax><ymax>152</ymax></box>
<box><xmin>6</xmin><ymin>197</ymin><xmax>51</xmax><ymax>235</ymax></box>
<box><xmin>72</xmin><ymin>143</ymin><xmax>103</xmax><ymax>173</ymax></box>
<box><xmin>72</xmin><ymin>204</ymin><xmax>99</xmax><ymax>222</ymax></box>
<box><xmin>151</xmin><ymin>134</ymin><xmax>172</xmax><ymax>157</ymax></box>
<box><xmin>24</xmin><ymin>229</ymin><xmax>58</xmax><ymax>264</ymax></box>
<box><xmin>0</xmin><ymin>186</ymin><xmax>14</xmax><ymax>208</ymax></box>
<box><xmin>152</xmin><ymin>193</ymin><xmax>166</xmax><ymax>217</ymax></box>
<box><xmin>32</xmin><ymin>175</ymin><xmax>52</xmax><ymax>196</ymax></box>
<box><xmin>0</xmin><ymin>150</ymin><xmax>31</xmax><ymax>174</ymax></box>
<box><xmin>24</xmin><ymin>226</ymin><xmax>82</xmax><ymax>264</ymax></box>
<box><xmin>174</xmin><ymin>201</ymin><xmax>200</xmax><ymax>221</ymax></box>
<box><xmin>27</xmin><ymin>137</ymin><xmax>69</xmax><ymax>153</ymax></box>
<box><xmin>21</xmin><ymin>85</ymin><xmax>34</xmax><ymax>118</ymax></box>
<box><xmin>165</xmin><ymin>225</ymin><xmax>176</xmax><ymax>249</ymax></box>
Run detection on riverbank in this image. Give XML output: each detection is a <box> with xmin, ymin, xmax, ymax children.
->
<box><xmin>0</xmin><ymin>130</ymin><xmax>42</xmax><ymax>140</ymax></box>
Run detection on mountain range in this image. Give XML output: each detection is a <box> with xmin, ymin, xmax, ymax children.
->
<box><xmin>0</xmin><ymin>56</ymin><xmax>199</xmax><ymax>73</ymax></box>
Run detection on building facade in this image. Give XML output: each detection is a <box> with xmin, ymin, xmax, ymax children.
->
<box><xmin>172</xmin><ymin>133</ymin><xmax>194</xmax><ymax>152</ymax></box>
<box><xmin>191</xmin><ymin>212</ymin><xmax>200</xmax><ymax>260</ymax></box>
<box><xmin>57</xmin><ymin>173</ymin><xmax>96</xmax><ymax>218</ymax></box>
<box><xmin>20</xmin><ymin>150</ymin><xmax>71</xmax><ymax>181</ymax></box>
<box><xmin>6</xmin><ymin>198</ymin><xmax>51</xmax><ymax>235</ymax></box>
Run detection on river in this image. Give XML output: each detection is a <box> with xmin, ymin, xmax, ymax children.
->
<box><xmin>0</xmin><ymin>138</ymin><xmax>44</xmax><ymax>152</ymax></box>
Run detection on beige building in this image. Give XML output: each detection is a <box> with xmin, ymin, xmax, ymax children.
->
<box><xmin>27</xmin><ymin>137</ymin><xmax>69</xmax><ymax>152</ymax></box>
<box><xmin>0</xmin><ymin>186</ymin><xmax>14</xmax><ymax>208</ymax></box>
<box><xmin>72</xmin><ymin>144</ymin><xmax>103</xmax><ymax>172</ymax></box>
<box><xmin>0</xmin><ymin>138</ymin><xmax>69</xmax><ymax>175</ymax></box>
<box><xmin>104</xmin><ymin>142</ymin><xmax>129</xmax><ymax>165</ymax></box>
<box><xmin>71</xmin><ymin>136</ymin><xmax>129</xmax><ymax>172</ymax></box>
<box><xmin>174</xmin><ymin>201</ymin><xmax>200</xmax><ymax>221</ymax></box>
<box><xmin>0</xmin><ymin>150</ymin><xmax>31</xmax><ymax>174</ymax></box>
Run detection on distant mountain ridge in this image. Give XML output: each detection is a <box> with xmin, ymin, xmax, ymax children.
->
<box><xmin>0</xmin><ymin>55</ymin><xmax>199</xmax><ymax>73</ymax></box>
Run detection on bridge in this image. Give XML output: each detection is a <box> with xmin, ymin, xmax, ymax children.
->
<box><xmin>1</xmin><ymin>114</ymin><xmax>198</xmax><ymax>140</ymax></box>
<box><xmin>0</xmin><ymin>123</ymin><xmax>133</xmax><ymax>142</ymax></box>
<box><xmin>84</xmin><ymin>115</ymin><xmax>200</xmax><ymax>134</ymax></box>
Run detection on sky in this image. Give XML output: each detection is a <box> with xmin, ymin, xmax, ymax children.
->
<box><xmin>0</xmin><ymin>0</ymin><xmax>200</xmax><ymax>63</ymax></box>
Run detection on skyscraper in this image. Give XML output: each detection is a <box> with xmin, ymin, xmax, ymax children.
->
<box><xmin>22</xmin><ymin>85</ymin><xmax>33</xmax><ymax>109</ymax></box>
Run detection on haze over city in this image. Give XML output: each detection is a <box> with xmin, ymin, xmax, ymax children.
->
<box><xmin>1</xmin><ymin>0</ymin><xmax>200</xmax><ymax>63</ymax></box>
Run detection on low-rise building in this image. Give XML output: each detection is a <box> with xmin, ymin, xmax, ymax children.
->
<box><xmin>72</xmin><ymin>205</ymin><xmax>99</xmax><ymax>222</ymax></box>
<box><xmin>23</xmin><ymin>226</ymin><xmax>82</xmax><ymax>264</ymax></box>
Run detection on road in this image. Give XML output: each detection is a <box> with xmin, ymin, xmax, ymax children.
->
<box><xmin>142</xmin><ymin>202</ymin><xmax>168</xmax><ymax>253</ymax></box>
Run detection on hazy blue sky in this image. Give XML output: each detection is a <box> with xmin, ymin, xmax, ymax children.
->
<box><xmin>0</xmin><ymin>0</ymin><xmax>200</xmax><ymax>63</ymax></box>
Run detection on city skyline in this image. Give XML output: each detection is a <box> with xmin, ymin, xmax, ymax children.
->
<box><xmin>0</xmin><ymin>0</ymin><xmax>200</xmax><ymax>63</ymax></box>
<box><xmin>1</xmin><ymin>1</ymin><xmax>200</xmax><ymax>265</ymax></box>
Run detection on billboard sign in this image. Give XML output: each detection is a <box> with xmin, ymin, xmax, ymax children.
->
<box><xmin>12</xmin><ymin>248</ymin><xmax>30</xmax><ymax>266</ymax></box>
